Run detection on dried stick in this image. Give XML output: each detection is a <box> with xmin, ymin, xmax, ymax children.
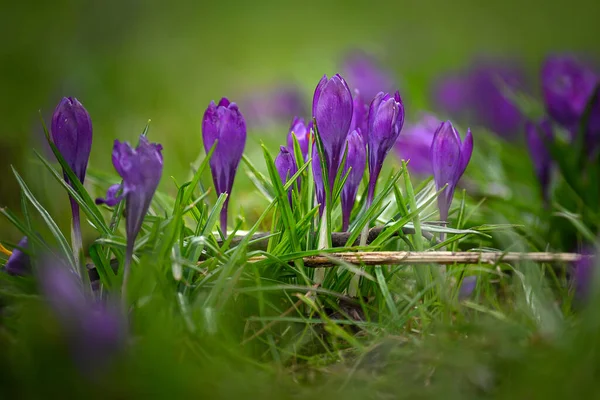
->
<box><xmin>246</xmin><ymin>251</ymin><xmax>589</xmax><ymax>267</ymax></box>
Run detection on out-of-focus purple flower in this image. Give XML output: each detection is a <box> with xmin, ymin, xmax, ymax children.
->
<box><xmin>312</xmin><ymin>142</ymin><xmax>325</xmax><ymax>216</ymax></box>
<box><xmin>572</xmin><ymin>250</ymin><xmax>595</xmax><ymax>303</ymax></box>
<box><xmin>241</xmin><ymin>85</ymin><xmax>306</xmax><ymax>129</ymax></box>
<box><xmin>3</xmin><ymin>236</ymin><xmax>30</xmax><ymax>276</ymax></box>
<box><xmin>430</xmin><ymin>121</ymin><xmax>473</xmax><ymax>222</ymax></box>
<box><xmin>366</xmin><ymin>91</ymin><xmax>404</xmax><ymax>204</ymax></box>
<box><xmin>96</xmin><ymin>136</ymin><xmax>163</xmax><ymax>259</ymax></box>
<box><xmin>275</xmin><ymin>146</ymin><xmax>298</xmax><ymax>204</ymax></box>
<box><xmin>431</xmin><ymin>74</ymin><xmax>471</xmax><ymax>117</ymax></box>
<box><xmin>38</xmin><ymin>258</ymin><xmax>124</xmax><ymax>374</ymax></box>
<box><xmin>542</xmin><ymin>56</ymin><xmax>598</xmax><ymax>131</ymax></box>
<box><xmin>395</xmin><ymin>114</ymin><xmax>441</xmax><ymax>176</ymax></box>
<box><xmin>51</xmin><ymin>97</ymin><xmax>93</xmax><ymax>245</ymax></box>
<box><xmin>341</xmin><ymin>51</ymin><xmax>395</xmax><ymax>101</ymax></box>
<box><xmin>349</xmin><ymin>89</ymin><xmax>368</xmax><ymax>135</ymax></box>
<box><xmin>313</xmin><ymin>74</ymin><xmax>354</xmax><ymax>195</ymax></box>
<box><xmin>341</xmin><ymin>129</ymin><xmax>366</xmax><ymax>231</ymax></box>
<box><xmin>287</xmin><ymin>117</ymin><xmax>312</xmax><ymax>161</ymax></box>
<box><xmin>458</xmin><ymin>275</ymin><xmax>477</xmax><ymax>300</ymax></box>
<box><xmin>525</xmin><ymin>118</ymin><xmax>554</xmax><ymax>204</ymax></box>
<box><xmin>201</xmin><ymin>98</ymin><xmax>247</xmax><ymax>235</ymax></box>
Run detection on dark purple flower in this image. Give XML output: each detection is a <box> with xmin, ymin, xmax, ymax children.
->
<box><xmin>458</xmin><ymin>275</ymin><xmax>477</xmax><ymax>300</ymax></box>
<box><xmin>96</xmin><ymin>136</ymin><xmax>163</xmax><ymax>259</ymax></box>
<box><xmin>542</xmin><ymin>56</ymin><xmax>598</xmax><ymax>131</ymax></box>
<box><xmin>51</xmin><ymin>97</ymin><xmax>93</xmax><ymax>250</ymax></box>
<box><xmin>341</xmin><ymin>51</ymin><xmax>395</xmax><ymax>101</ymax></box>
<box><xmin>349</xmin><ymin>89</ymin><xmax>368</xmax><ymax>135</ymax></box>
<box><xmin>38</xmin><ymin>258</ymin><xmax>124</xmax><ymax>374</ymax></box>
<box><xmin>3</xmin><ymin>236</ymin><xmax>30</xmax><ymax>276</ymax></box>
<box><xmin>366</xmin><ymin>91</ymin><xmax>405</xmax><ymax>204</ymax></box>
<box><xmin>525</xmin><ymin>118</ymin><xmax>554</xmax><ymax>204</ymax></box>
<box><xmin>341</xmin><ymin>130</ymin><xmax>366</xmax><ymax>231</ymax></box>
<box><xmin>275</xmin><ymin>146</ymin><xmax>298</xmax><ymax>204</ymax></box>
<box><xmin>287</xmin><ymin>117</ymin><xmax>312</xmax><ymax>161</ymax></box>
<box><xmin>202</xmin><ymin>98</ymin><xmax>247</xmax><ymax>235</ymax></box>
<box><xmin>312</xmin><ymin>74</ymin><xmax>354</xmax><ymax>196</ymax></box>
<box><xmin>312</xmin><ymin>141</ymin><xmax>325</xmax><ymax>216</ymax></box>
<box><xmin>430</xmin><ymin>121</ymin><xmax>473</xmax><ymax>222</ymax></box>
<box><xmin>395</xmin><ymin>114</ymin><xmax>440</xmax><ymax>176</ymax></box>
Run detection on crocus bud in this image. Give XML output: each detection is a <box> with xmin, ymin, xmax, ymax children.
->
<box><xmin>287</xmin><ymin>117</ymin><xmax>312</xmax><ymax>161</ymax></box>
<box><xmin>275</xmin><ymin>146</ymin><xmax>298</xmax><ymax>204</ymax></box>
<box><xmin>312</xmin><ymin>142</ymin><xmax>325</xmax><ymax>216</ymax></box>
<box><xmin>341</xmin><ymin>51</ymin><xmax>395</xmax><ymax>101</ymax></box>
<box><xmin>525</xmin><ymin>118</ymin><xmax>554</xmax><ymax>204</ymax></box>
<box><xmin>202</xmin><ymin>98</ymin><xmax>247</xmax><ymax>235</ymax></box>
<box><xmin>341</xmin><ymin>130</ymin><xmax>366</xmax><ymax>231</ymax></box>
<box><xmin>312</xmin><ymin>74</ymin><xmax>354</xmax><ymax>195</ymax></box>
<box><xmin>96</xmin><ymin>136</ymin><xmax>163</xmax><ymax>260</ymax></box>
<box><xmin>366</xmin><ymin>91</ymin><xmax>405</xmax><ymax>204</ymax></box>
<box><xmin>3</xmin><ymin>236</ymin><xmax>30</xmax><ymax>276</ymax></box>
<box><xmin>51</xmin><ymin>97</ymin><xmax>93</xmax><ymax>185</ymax></box>
<box><xmin>395</xmin><ymin>114</ymin><xmax>440</xmax><ymax>176</ymax></box>
<box><xmin>430</xmin><ymin>121</ymin><xmax>473</xmax><ymax>222</ymax></box>
<box><xmin>542</xmin><ymin>56</ymin><xmax>598</xmax><ymax>132</ymax></box>
<box><xmin>38</xmin><ymin>258</ymin><xmax>124</xmax><ymax>374</ymax></box>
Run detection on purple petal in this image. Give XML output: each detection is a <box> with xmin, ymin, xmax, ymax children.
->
<box><xmin>3</xmin><ymin>236</ymin><xmax>31</xmax><ymax>276</ymax></box>
<box><xmin>525</xmin><ymin>119</ymin><xmax>553</xmax><ymax>202</ymax></box>
<box><xmin>458</xmin><ymin>276</ymin><xmax>477</xmax><ymax>300</ymax></box>
<box><xmin>95</xmin><ymin>183</ymin><xmax>125</xmax><ymax>206</ymax></box>
<box><xmin>430</xmin><ymin>121</ymin><xmax>462</xmax><ymax>220</ymax></box>
<box><xmin>312</xmin><ymin>75</ymin><xmax>328</xmax><ymax>118</ymax></box>
<box><xmin>341</xmin><ymin>129</ymin><xmax>366</xmax><ymax>231</ymax></box>
<box><xmin>287</xmin><ymin>117</ymin><xmax>312</xmax><ymax>161</ymax></box>
<box><xmin>458</xmin><ymin>128</ymin><xmax>474</xmax><ymax>178</ymax></box>
<box><xmin>395</xmin><ymin>113</ymin><xmax>440</xmax><ymax>175</ymax></box>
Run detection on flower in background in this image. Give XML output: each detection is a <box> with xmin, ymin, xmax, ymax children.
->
<box><xmin>458</xmin><ymin>275</ymin><xmax>477</xmax><ymax>300</ymax></box>
<box><xmin>312</xmin><ymin>141</ymin><xmax>325</xmax><ymax>216</ymax></box>
<box><xmin>96</xmin><ymin>136</ymin><xmax>163</xmax><ymax>267</ymax></box>
<box><xmin>341</xmin><ymin>51</ymin><xmax>395</xmax><ymax>101</ymax></box>
<box><xmin>366</xmin><ymin>91</ymin><xmax>404</xmax><ymax>204</ymax></box>
<box><xmin>275</xmin><ymin>146</ymin><xmax>298</xmax><ymax>204</ymax></box>
<box><xmin>312</xmin><ymin>74</ymin><xmax>354</xmax><ymax>196</ymax></box>
<box><xmin>241</xmin><ymin>85</ymin><xmax>306</xmax><ymax>129</ymax></box>
<box><xmin>3</xmin><ymin>236</ymin><xmax>30</xmax><ymax>276</ymax></box>
<box><xmin>430</xmin><ymin>121</ymin><xmax>473</xmax><ymax>222</ymax></box>
<box><xmin>349</xmin><ymin>89</ymin><xmax>368</xmax><ymax>135</ymax></box>
<box><xmin>395</xmin><ymin>113</ymin><xmax>441</xmax><ymax>176</ymax></box>
<box><xmin>51</xmin><ymin>97</ymin><xmax>93</xmax><ymax>256</ymax></box>
<box><xmin>38</xmin><ymin>257</ymin><xmax>124</xmax><ymax>374</ymax></box>
<box><xmin>287</xmin><ymin>117</ymin><xmax>312</xmax><ymax>161</ymax></box>
<box><xmin>525</xmin><ymin>118</ymin><xmax>554</xmax><ymax>204</ymax></box>
<box><xmin>572</xmin><ymin>249</ymin><xmax>596</xmax><ymax>303</ymax></box>
<box><xmin>202</xmin><ymin>98</ymin><xmax>247</xmax><ymax>235</ymax></box>
<box><xmin>431</xmin><ymin>58</ymin><xmax>526</xmax><ymax>139</ymax></box>
<box><xmin>341</xmin><ymin>129</ymin><xmax>366</xmax><ymax>231</ymax></box>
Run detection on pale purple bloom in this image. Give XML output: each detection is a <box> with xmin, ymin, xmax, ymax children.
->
<box><xmin>432</xmin><ymin>74</ymin><xmax>471</xmax><ymax>117</ymax></box>
<box><xmin>38</xmin><ymin>258</ymin><xmax>124</xmax><ymax>374</ymax></box>
<box><xmin>312</xmin><ymin>142</ymin><xmax>325</xmax><ymax>216</ymax></box>
<box><xmin>458</xmin><ymin>275</ymin><xmax>477</xmax><ymax>300</ymax></box>
<box><xmin>96</xmin><ymin>136</ymin><xmax>163</xmax><ymax>259</ymax></box>
<box><xmin>3</xmin><ymin>236</ymin><xmax>30</xmax><ymax>276</ymax></box>
<box><xmin>312</xmin><ymin>74</ymin><xmax>354</xmax><ymax>195</ymax></box>
<box><xmin>430</xmin><ymin>121</ymin><xmax>473</xmax><ymax>222</ymax></box>
<box><xmin>275</xmin><ymin>146</ymin><xmax>298</xmax><ymax>204</ymax></box>
<box><xmin>525</xmin><ymin>118</ymin><xmax>554</xmax><ymax>204</ymax></box>
<box><xmin>395</xmin><ymin>114</ymin><xmax>441</xmax><ymax>175</ymax></box>
<box><xmin>366</xmin><ymin>91</ymin><xmax>405</xmax><ymax>204</ymax></box>
<box><xmin>341</xmin><ymin>129</ymin><xmax>366</xmax><ymax>231</ymax></box>
<box><xmin>51</xmin><ymin>97</ymin><xmax>93</xmax><ymax>242</ymax></box>
<box><xmin>202</xmin><ymin>98</ymin><xmax>247</xmax><ymax>235</ymax></box>
<box><xmin>287</xmin><ymin>117</ymin><xmax>312</xmax><ymax>161</ymax></box>
<box><xmin>242</xmin><ymin>85</ymin><xmax>306</xmax><ymax>129</ymax></box>
<box><xmin>341</xmin><ymin>51</ymin><xmax>395</xmax><ymax>101</ymax></box>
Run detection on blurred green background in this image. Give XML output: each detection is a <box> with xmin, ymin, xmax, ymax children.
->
<box><xmin>1</xmin><ymin>0</ymin><xmax>599</xmax><ymax>239</ymax></box>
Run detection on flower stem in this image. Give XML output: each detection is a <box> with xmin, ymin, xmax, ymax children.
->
<box><xmin>122</xmin><ymin>243</ymin><xmax>133</xmax><ymax>311</ymax></box>
<box><xmin>70</xmin><ymin>200</ymin><xmax>90</xmax><ymax>291</ymax></box>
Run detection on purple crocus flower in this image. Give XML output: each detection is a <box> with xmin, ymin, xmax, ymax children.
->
<box><xmin>366</xmin><ymin>91</ymin><xmax>405</xmax><ymax>204</ymax></box>
<box><xmin>287</xmin><ymin>117</ymin><xmax>312</xmax><ymax>161</ymax></box>
<box><xmin>341</xmin><ymin>129</ymin><xmax>366</xmax><ymax>231</ymax></box>
<box><xmin>275</xmin><ymin>146</ymin><xmax>298</xmax><ymax>204</ymax></box>
<box><xmin>458</xmin><ymin>275</ymin><xmax>477</xmax><ymax>300</ymax></box>
<box><xmin>341</xmin><ymin>51</ymin><xmax>395</xmax><ymax>101</ymax></box>
<box><xmin>96</xmin><ymin>136</ymin><xmax>163</xmax><ymax>269</ymax></box>
<box><xmin>431</xmin><ymin>73</ymin><xmax>471</xmax><ymax>118</ymax></box>
<box><xmin>312</xmin><ymin>141</ymin><xmax>325</xmax><ymax>216</ymax></box>
<box><xmin>395</xmin><ymin>113</ymin><xmax>441</xmax><ymax>176</ymax></box>
<box><xmin>202</xmin><ymin>98</ymin><xmax>247</xmax><ymax>236</ymax></box>
<box><xmin>241</xmin><ymin>85</ymin><xmax>306</xmax><ymax>129</ymax></box>
<box><xmin>525</xmin><ymin>118</ymin><xmax>554</xmax><ymax>204</ymax></box>
<box><xmin>51</xmin><ymin>97</ymin><xmax>93</xmax><ymax>257</ymax></box>
<box><xmin>313</xmin><ymin>74</ymin><xmax>354</xmax><ymax>197</ymax></box>
<box><xmin>430</xmin><ymin>121</ymin><xmax>473</xmax><ymax>222</ymax></box>
<box><xmin>542</xmin><ymin>56</ymin><xmax>598</xmax><ymax>132</ymax></box>
<box><xmin>3</xmin><ymin>236</ymin><xmax>31</xmax><ymax>276</ymax></box>
<box><xmin>349</xmin><ymin>89</ymin><xmax>368</xmax><ymax>135</ymax></box>
<box><xmin>38</xmin><ymin>258</ymin><xmax>124</xmax><ymax>374</ymax></box>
